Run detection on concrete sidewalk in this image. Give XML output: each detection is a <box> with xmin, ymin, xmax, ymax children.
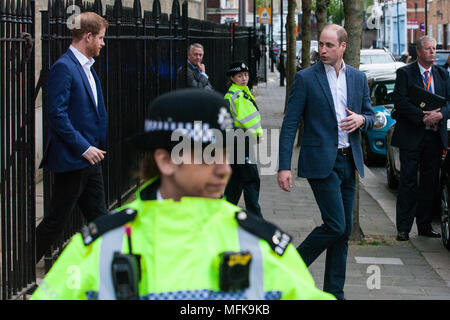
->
<box><xmin>252</xmin><ymin>69</ymin><xmax>450</xmax><ymax>299</ymax></box>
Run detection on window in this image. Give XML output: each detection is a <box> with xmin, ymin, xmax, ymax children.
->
<box><xmin>429</xmin><ymin>25</ymin><xmax>433</xmax><ymax>38</ymax></box>
<box><xmin>438</xmin><ymin>24</ymin><xmax>443</xmax><ymax>44</ymax></box>
<box><xmin>448</xmin><ymin>24</ymin><xmax>450</xmax><ymax>46</ymax></box>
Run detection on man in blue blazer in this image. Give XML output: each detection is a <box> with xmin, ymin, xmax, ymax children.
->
<box><xmin>277</xmin><ymin>24</ymin><xmax>374</xmax><ymax>299</ymax></box>
<box><xmin>36</xmin><ymin>12</ymin><xmax>109</xmax><ymax>263</ymax></box>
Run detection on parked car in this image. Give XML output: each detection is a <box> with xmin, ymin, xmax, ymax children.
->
<box><xmin>435</xmin><ymin>49</ymin><xmax>449</xmax><ymax>68</ymax></box>
<box><xmin>277</xmin><ymin>40</ymin><xmax>318</xmax><ymax>72</ymax></box>
<box><xmin>296</xmin><ymin>40</ymin><xmax>318</xmax><ymax>70</ymax></box>
<box><xmin>439</xmin><ymin>149</ymin><xmax>450</xmax><ymax>250</ymax></box>
<box><xmin>386</xmin><ymin>119</ymin><xmax>450</xmax><ymax>250</ymax></box>
<box><xmin>362</xmin><ymin>73</ymin><xmax>397</xmax><ymax>165</ymax></box>
<box><xmin>385</xmin><ymin>123</ymin><xmax>400</xmax><ymax>189</ymax></box>
<box><xmin>360</xmin><ymin>48</ymin><xmax>406</xmax><ymax>78</ymax></box>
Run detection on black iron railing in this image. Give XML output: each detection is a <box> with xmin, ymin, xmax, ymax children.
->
<box><xmin>0</xmin><ymin>0</ymin><xmax>36</xmax><ymax>300</ymax></box>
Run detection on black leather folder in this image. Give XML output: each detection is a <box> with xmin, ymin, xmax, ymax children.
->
<box><xmin>409</xmin><ymin>85</ymin><xmax>446</xmax><ymax>111</ymax></box>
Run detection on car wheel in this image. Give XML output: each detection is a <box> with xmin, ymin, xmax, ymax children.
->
<box><xmin>386</xmin><ymin>151</ymin><xmax>398</xmax><ymax>189</ymax></box>
<box><xmin>441</xmin><ymin>184</ymin><xmax>450</xmax><ymax>251</ymax></box>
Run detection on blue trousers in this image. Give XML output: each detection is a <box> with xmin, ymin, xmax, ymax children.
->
<box><xmin>297</xmin><ymin>153</ymin><xmax>356</xmax><ymax>299</ymax></box>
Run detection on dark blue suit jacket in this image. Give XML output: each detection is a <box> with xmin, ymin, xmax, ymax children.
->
<box><xmin>41</xmin><ymin>49</ymin><xmax>107</xmax><ymax>172</ymax></box>
<box><xmin>279</xmin><ymin>61</ymin><xmax>374</xmax><ymax>179</ymax></box>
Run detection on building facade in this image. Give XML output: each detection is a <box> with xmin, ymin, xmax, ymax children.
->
<box><xmin>426</xmin><ymin>0</ymin><xmax>449</xmax><ymax>49</ymax></box>
<box><xmin>376</xmin><ymin>0</ymin><xmax>408</xmax><ymax>58</ymax></box>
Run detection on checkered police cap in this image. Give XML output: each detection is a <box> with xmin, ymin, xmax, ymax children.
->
<box><xmin>226</xmin><ymin>61</ymin><xmax>250</xmax><ymax>77</ymax></box>
<box><xmin>129</xmin><ymin>89</ymin><xmax>235</xmax><ymax>151</ymax></box>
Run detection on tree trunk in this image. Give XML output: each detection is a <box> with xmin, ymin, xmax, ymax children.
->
<box><xmin>343</xmin><ymin>0</ymin><xmax>363</xmax><ymax>69</ymax></box>
<box><xmin>343</xmin><ymin>0</ymin><xmax>364</xmax><ymax>241</ymax></box>
<box><xmin>300</xmin><ymin>0</ymin><xmax>312</xmax><ymax>70</ymax></box>
<box><xmin>285</xmin><ymin>0</ymin><xmax>297</xmax><ymax>102</ymax></box>
<box><xmin>315</xmin><ymin>0</ymin><xmax>330</xmax><ymax>39</ymax></box>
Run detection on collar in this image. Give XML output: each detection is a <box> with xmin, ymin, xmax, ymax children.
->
<box><xmin>417</xmin><ymin>61</ymin><xmax>432</xmax><ymax>75</ymax></box>
<box><xmin>324</xmin><ymin>59</ymin><xmax>346</xmax><ymax>74</ymax></box>
<box><xmin>230</xmin><ymin>83</ymin><xmax>253</xmax><ymax>99</ymax></box>
<box><xmin>188</xmin><ymin>61</ymin><xmax>199</xmax><ymax>70</ymax></box>
<box><xmin>69</xmin><ymin>45</ymin><xmax>95</xmax><ymax>69</ymax></box>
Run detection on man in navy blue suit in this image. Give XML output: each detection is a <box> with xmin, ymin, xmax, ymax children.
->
<box><xmin>277</xmin><ymin>24</ymin><xmax>374</xmax><ymax>299</ymax></box>
<box><xmin>37</xmin><ymin>12</ymin><xmax>109</xmax><ymax>263</ymax></box>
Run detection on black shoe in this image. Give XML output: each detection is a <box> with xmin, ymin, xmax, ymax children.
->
<box><xmin>418</xmin><ymin>228</ymin><xmax>441</xmax><ymax>238</ymax></box>
<box><xmin>396</xmin><ymin>232</ymin><xmax>409</xmax><ymax>241</ymax></box>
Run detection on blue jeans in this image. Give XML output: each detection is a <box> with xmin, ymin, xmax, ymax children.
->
<box><xmin>297</xmin><ymin>153</ymin><xmax>356</xmax><ymax>299</ymax></box>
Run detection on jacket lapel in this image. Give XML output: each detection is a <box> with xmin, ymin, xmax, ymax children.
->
<box><xmin>412</xmin><ymin>62</ymin><xmax>425</xmax><ymax>89</ymax></box>
<box><xmin>345</xmin><ymin>65</ymin><xmax>354</xmax><ymax>112</ymax></box>
<box><xmin>91</xmin><ymin>68</ymin><xmax>105</xmax><ymax>114</ymax></box>
<box><xmin>431</xmin><ymin>65</ymin><xmax>444</xmax><ymax>96</ymax></box>
<box><xmin>315</xmin><ymin>61</ymin><xmax>337</xmax><ymax>121</ymax></box>
<box><xmin>66</xmin><ymin>49</ymin><xmax>99</xmax><ymax>117</ymax></box>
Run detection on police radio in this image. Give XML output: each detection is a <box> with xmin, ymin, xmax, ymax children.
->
<box><xmin>111</xmin><ymin>226</ymin><xmax>141</xmax><ymax>300</ymax></box>
<box><xmin>219</xmin><ymin>251</ymin><xmax>252</xmax><ymax>291</ymax></box>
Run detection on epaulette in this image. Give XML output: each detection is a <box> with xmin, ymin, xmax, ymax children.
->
<box><xmin>235</xmin><ymin>210</ymin><xmax>292</xmax><ymax>256</ymax></box>
<box><xmin>80</xmin><ymin>208</ymin><xmax>138</xmax><ymax>246</ymax></box>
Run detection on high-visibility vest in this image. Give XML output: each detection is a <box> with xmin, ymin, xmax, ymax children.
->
<box><xmin>31</xmin><ymin>178</ymin><xmax>335</xmax><ymax>300</ymax></box>
<box><xmin>225</xmin><ymin>84</ymin><xmax>263</xmax><ymax>138</ymax></box>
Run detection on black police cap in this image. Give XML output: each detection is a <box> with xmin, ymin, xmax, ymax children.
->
<box><xmin>226</xmin><ymin>61</ymin><xmax>250</xmax><ymax>77</ymax></box>
<box><xmin>129</xmin><ymin>89</ymin><xmax>235</xmax><ymax>151</ymax></box>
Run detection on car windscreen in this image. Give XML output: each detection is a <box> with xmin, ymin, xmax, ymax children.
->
<box><xmin>371</xmin><ymin>81</ymin><xmax>396</xmax><ymax>106</ymax></box>
<box><xmin>436</xmin><ymin>52</ymin><xmax>449</xmax><ymax>66</ymax></box>
<box><xmin>361</xmin><ymin>54</ymin><xmax>395</xmax><ymax>65</ymax></box>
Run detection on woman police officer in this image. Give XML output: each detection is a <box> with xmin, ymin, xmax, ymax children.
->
<box><xmin>31</xmin><ymin>89</ymin><xmax>333</xmax><ymax>300</ymax></box>
<box><xmin>224</xmin><ymin>61</ymin><xmax>263</xmax><ymax>217</ymax></box>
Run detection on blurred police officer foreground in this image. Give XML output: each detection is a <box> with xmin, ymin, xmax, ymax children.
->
<box><xmin>31</xmin><ymin>89</ymin><xmax>334</xmax><ymax>300</ymax></box>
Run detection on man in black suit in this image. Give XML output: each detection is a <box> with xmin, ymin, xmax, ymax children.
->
<box><xmin>392</xmin><ymin>36</ymin><xmax>450</xmax><ymax>241</ymax></box>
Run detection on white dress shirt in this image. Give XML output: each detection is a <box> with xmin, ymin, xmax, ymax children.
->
<box><xmin>324</xmin><ymin>60</ymin><xmax>350</xmax><ymax>149</ymax></box>
<box><xmin>418</xmin><ymin>62</ymin><xmax>435</xmax><ymax>94</ymax></box>
<box><xmin>69</xmin><ymin>45</ymin><xmax>98</xmax><ymax>106</ymax></box>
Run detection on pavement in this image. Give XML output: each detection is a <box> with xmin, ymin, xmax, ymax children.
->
<box><xmin>33</xmin><ymin>67</ymin><xmax>450</xmax><ymax>300</ymax></box>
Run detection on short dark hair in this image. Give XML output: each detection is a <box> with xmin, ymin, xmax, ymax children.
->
<box><xmin>71</xmin><ymin>12</ymin><xmax>109</xmax><ymax>41</ymax></box>
<box><xmin>139</xmin><ymin>152</ymin><xmax>160</xmax><ymax>181</ymax></box>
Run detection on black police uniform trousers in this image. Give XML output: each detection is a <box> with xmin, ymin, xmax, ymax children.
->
<box><xmin>225</xmin><ymin>163</ymin><xmax>262</xmax><ymax>217</ymax></box>
<box><xmin>36</xmin><ymin>163</ymin><xmax>108</xmax><ymax>262</ymax></box>
<box><xmin>396</xmin><ymin>130</ymin><xmax>442</xmax><ymax>233</ymax></box>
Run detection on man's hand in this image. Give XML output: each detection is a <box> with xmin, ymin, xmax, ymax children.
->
<box><xmin>423</xmin><ymin>109</ymin><xmax>442</xmax><ymax>127</ymax></box>
<box><xmin>83</xmin><ymin>146</ymin><xmax>106</xmax><ymax>165</ymax></box>
<box><xmin>339</xmin><ymin>108</ymin><xmax>365</xmax><ymax>133</ymax></box>
<box><xmin>198</xmin><ymin>63</ymin><xmax>206</xmax><ymax>74</ymax></box>
<box><xmin>277</xmin><ymin>170</ymin><xmax>293</xmax><ymax>192</ymax></box>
